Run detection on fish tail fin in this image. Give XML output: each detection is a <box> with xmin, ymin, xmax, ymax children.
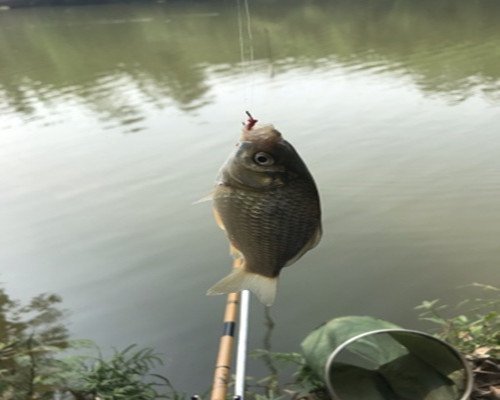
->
<box><xmin>207</xmin><ymin>269</ymin><xmax>277</xmax><ymax>306</ymax></box>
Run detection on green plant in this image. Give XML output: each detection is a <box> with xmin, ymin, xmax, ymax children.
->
<box><xmin>248</xmin><ymin>349</ymin><xmax>328</xmax><ymax>400</ymax></box>
<box><xmin>60</xmin><ymin>344</ymin><xmax>184</xmax><ymax>400</ymax></box>
<box><xmin>415</xmin><ymin>283</ymin><xmax>500</xmax><ymax>357</ymax></box>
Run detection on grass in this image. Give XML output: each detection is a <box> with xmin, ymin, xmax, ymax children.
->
<box><xmin>415</xmin><ymin>283</ymin><xmax>499</xmax><ymax>358</ymax></box>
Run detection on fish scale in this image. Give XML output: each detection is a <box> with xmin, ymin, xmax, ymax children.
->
<box><xmin>220</xmin><ymin>186</ymin><xmax>315</xmax><ymax>274</ymax></box>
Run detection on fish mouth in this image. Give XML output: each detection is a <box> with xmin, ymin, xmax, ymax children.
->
<box><xmin>240</xmin><ymin>124</ymin><xmax>282</xmax><ymax>143</ymax></box>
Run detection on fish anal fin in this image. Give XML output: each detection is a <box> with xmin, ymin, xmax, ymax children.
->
<box><xmin>230</xmin><ymin>244</ymin><xmax>244</xmax><ymax>265</ymax></box>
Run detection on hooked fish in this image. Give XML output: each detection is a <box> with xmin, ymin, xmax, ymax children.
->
<box><xmin>207</xmin><ymin>114</ymin><xmax>322</xmax><ymax>306</ymax></box>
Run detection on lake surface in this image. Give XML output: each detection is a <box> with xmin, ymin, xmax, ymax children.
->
<box><xmin>1</xmin><ymin>0</ymin><xmax>500</xmax><ymax>392</ymax></box>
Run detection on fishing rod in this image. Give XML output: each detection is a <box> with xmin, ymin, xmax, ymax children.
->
<box><xmin>210</xmin><ymin>291</ymin><xmax>241</xmax><ymax>400</ymax></box>
<box><xmin>209</xmin><ymin>290</ymin><xmax>251</xmax><ymax>400</ymax></box>
<box><xmin>210</xmin><ymin>291</ymin><xmax>250</xmax><ymax>400</ymax></box>
<box><xmin>210</xmin><ymin>247</ymin><xmax>252</xmax><ymax>400</ymax></box>
<box><xmin>235</xmin><ymin>289</ymin><xmax>250</xmax><ymax>398</ymax></box>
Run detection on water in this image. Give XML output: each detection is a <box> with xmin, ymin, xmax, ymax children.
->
<box><xmin>1</xmin><ymin>0</ymin><xmax>499</xmax><ymax>392</ymax></box>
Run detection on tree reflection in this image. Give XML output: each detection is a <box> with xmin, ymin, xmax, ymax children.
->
<box><xmin>0</xmin><ymin>289</ymin><xmax>69</xmax><ymax>399</ymax></box>
<box><xmin>0</xmin><ymin>0</ymin><xmax>499</xmax><ymax>126</ymax></box>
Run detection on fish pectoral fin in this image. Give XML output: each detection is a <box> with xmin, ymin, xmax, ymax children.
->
<box><xmin>207</xmin><ymin>269</ymin><xmax>277</xmax><ymax>306</ymax></box>
<box><xmin>192</xmin><ymin>192</ymin><xmax>213</xmax><ymax>205</ymax></box>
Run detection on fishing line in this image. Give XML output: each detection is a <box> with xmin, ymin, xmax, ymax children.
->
<box><xmin>243</xmin><ymin>0</ymin><xmax>255</xmax><ymax>65</ymax></box>
<box><xmin>237</xmin><ymin>0</ymin><xmax>256</xmax><ymax>110</ymax></box>
<box><xmin>236</xmin><ymin>0</ymin><xmax>245</xmax><ymax>71</ymax></box>
<box><xmin>262</xmin><ymin>307</ymin><xmax>279</xmax><ymax>389</ymax></box>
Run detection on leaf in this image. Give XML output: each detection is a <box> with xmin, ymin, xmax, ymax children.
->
<box><xmin>457</xmin><ymin>315</ymin><xmax>469</xmax><ymax>323</ymax></box>
<box><xmin>469</xmin><ymin>283</ymin><xmax>500</xmax><ymax>292</ymax></box>
<box><xmin>473</xmin><ymin>347</ymin><xmax>492</xmax><ymax>356</ymax></box>
<box><xmin>420</xmin><ymin>317</ymin><xmax>448</xmax><ymax>325</ymax></box>
<box><xmin>415</xmin><ymin>299</ymin><xmax>441</xmax><ymax>310</ymax></box>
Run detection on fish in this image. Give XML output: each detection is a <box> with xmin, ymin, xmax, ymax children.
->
<box><xmin>207</xmin><ymin>115</ymin><xmax>322</xmax><ymax>306</ymax></box>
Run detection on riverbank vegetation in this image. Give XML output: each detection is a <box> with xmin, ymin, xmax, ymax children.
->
<box><xmin>416</xmin><ymin>284</ymin><xmax>500</xmax><ymax>400</ymax></box>
<box><xmin>0</xmin><ymin>283</ymin><xmax>497</xmax><ymax>399</ymax></box>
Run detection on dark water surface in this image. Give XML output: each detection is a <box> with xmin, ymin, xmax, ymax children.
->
<box><xmin>1</xmin><ymin>0</ymin><xmax>500</xmax><ymax>391</ymax></box>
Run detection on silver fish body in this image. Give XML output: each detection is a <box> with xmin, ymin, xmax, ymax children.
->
<box><xmin>208</xmin><ymin>124</ymin><xmax>321</xmax><ymax>305</ymax></box>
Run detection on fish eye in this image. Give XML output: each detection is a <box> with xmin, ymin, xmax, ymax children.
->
<box><xmin>253</xmin><ymin>152</ymin><xmax>274</xmax><ymax>166</ymax></box>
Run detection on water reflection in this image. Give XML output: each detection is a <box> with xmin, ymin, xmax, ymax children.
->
<box><xmin>0</xmin><ymin>0</ymin><xmax>499</xmax><ymax>129</ymax></box>
<box><xmin>0</xmin><ymin>287</ymin><xmax>69</xmax><ymax>398</ymax></box>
